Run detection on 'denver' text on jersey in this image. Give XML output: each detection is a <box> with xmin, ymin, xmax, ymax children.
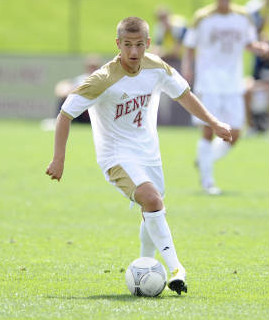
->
<box><xmin>114</xmin><ymin>94</ymin><xmax>152</xmax><ymax>122</ymax></box>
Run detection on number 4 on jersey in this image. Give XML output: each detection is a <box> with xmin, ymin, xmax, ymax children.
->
<box><xmin>133</xmin><ymin>110</ymin><xmax>142</xmax><ymax>127</ymax></box>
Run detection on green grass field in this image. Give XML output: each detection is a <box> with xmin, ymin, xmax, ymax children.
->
<box><xmin>0</xmin><ymin>120</ymin><xmax>268</xmax><ymax>319</ymax></box>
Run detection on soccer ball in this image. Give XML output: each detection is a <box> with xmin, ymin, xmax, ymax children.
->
<box><xmin>125</xmin><ymin>257</ymin><xmax>167</xmax><ymax>297</ymax></box>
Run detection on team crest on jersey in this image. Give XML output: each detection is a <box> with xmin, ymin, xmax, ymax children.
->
<box><xmin>120</xmin><ymin>92</ymin><xmax>129</xmax><ymax>100</ymax></box>
<box><xmin>114</xmin><ymin>94</ymin><xmax>151</xmax><ymax>121</ymax></box>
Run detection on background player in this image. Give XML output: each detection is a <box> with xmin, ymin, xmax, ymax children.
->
<box><xmin>182</xmin><ymin>0</ymin><xmax>269</xmax><ymax>195</ymax></box>
<box><xmin>55</xmin><ymin>55</ymin><xmax>102</xmax><ymax>123</ymax></box>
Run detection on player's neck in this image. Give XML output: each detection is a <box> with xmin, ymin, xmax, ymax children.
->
<box><xmin>119</xmin><ymin>58</ymin><xmax>141</xmax><ymax>74</ymax></box>
<box><xmin>217</xmin><ymin>5</ymin><xmax>230</xmax><ymax>14</ymax></box>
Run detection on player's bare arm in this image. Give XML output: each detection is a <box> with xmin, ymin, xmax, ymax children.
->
<box><xmin>181</xmin><ymin>48</ymin><xmax>195</xmax><ymax>84</ymax></box>
<box><xmin>46</xmin><ymin>112</ymin><xmax>71</xmax><ymax>181</ymax></box>
<box><xmin>177</xmin><ymin>90</ymin><xmax>232</xmax><ymax>142</ymax></box>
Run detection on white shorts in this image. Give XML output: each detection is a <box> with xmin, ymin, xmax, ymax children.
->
<box><xmin>192</xmin><ymin>93</ymin><xmax>245</xmax><ymax>129</ymax></box>
<box><xmin>105</xmin><ymin>162</ymin><xmax>165</xmax><ymax>201</ymax></box>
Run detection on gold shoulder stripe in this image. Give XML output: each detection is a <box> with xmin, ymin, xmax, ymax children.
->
<box><xmin>174</xmin><ymin>87</ymin><xmax>190</xmax><ymax>100</ymax></box>
<box><xmin>190</xmin><ymin>3</ymin><xmax>251</xmax><ymax>27</ymax></box>
<box><xmin>230</xmin><ymin>4</ymin><xmax>248</xmax><ymax>16</ymax></box>
<box><xmin>230</xmin><ymin>4</ymin><xmax>255</xmax><ymax>25</ymax></box>
<box><xmin>61</xmin><ymin>109</ymin><xmax>74</xmax><ymax>120</ymax></box>
<box><xmin>72</xmin><ymin>56</ymin><xmax>125</xmax><ymax>100</ymax></box>
<box><xmin>191</xmin><ymin>3</ymin><xmax>217</xmax><ymax>27</ymax></box>
<box><xmin>142</xmin><ymin>53</ymin><xmax>173</xmax><ymax>76</ymax></box>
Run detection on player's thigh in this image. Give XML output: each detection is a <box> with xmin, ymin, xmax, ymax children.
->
<box><xmin>107</xmin><ymin>163</ymin><xmax>165</xmax><ymax>201</ymax></box>
<box><xmin>143</xmin><ymin>165</ymin><xmax>165</xmax><ymax>198</ymax></box>
<box><xmin>221</xmin><ymin>94</ymin><xmax>245</xmax><ymax>130</ymax></box>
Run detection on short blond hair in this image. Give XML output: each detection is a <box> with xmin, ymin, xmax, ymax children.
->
<box><xmin>116</xmin><ymin>17</ymin><xmax>149</xmax><ymax>39</ymax></box>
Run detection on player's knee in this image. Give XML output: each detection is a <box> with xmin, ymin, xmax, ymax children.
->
<box><xmin>135</xmin><ymin>183</ymin><xmax>163</xmax><ymax>212</ymax></box>
<box><xmin>231</xmin><ymin>130</ymin><xmax>240</xmax><ymax>145</ymax></box>
<box><xmin>230</xmin><ymin>138</ymin><xmax>238</xmax><ymax>146</ymax></box>
<box><xmin>203</xmin><ymin>126</ymin><xmax>214</xmax><ymax>140</ymax></box>
<box><xmin>144</xmin><ymin>193</ymin><xmax>163</xmax><ymax>211</ymax></box>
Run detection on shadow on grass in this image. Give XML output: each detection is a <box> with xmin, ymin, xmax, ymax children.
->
<box><xmin>46</xmin><ymin>294</ymin><xmax>185</xmax><ymax>301</ymax></box>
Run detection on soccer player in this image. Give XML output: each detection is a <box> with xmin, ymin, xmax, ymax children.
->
<box><xmin>46</xmin><ymin>17</ymin><xmax>232</xmax><ymax>295</ymax></box>
<box><xmin>182</xmin><ymin>0</ymin><xmax>269</xmax><ymax>195</ymax></box>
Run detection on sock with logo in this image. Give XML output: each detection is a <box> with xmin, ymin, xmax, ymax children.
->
<box><xmin>143</xmin><ymin>209</ymin><xmax>185</xmax><ymax>276</ymax></box>
<box><xmin>140</xmin><ymin>220</ymin><xmax>155</xmax><ymax>258</ymax></box>
<box><xmin>212</xmin><ymin>137</ymin><xmax>231</xmax><ymax>162</ymax></box>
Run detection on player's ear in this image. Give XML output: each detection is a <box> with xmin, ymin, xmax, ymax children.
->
<box><xmin>116</xmin><ymin>38</ymin><xmax>121</xmax><ymax>49</ymax></box>
<box><xmin>146</xmin><ymin>38</ymin><xmax>151</xmax><ymax>49</ymax></box>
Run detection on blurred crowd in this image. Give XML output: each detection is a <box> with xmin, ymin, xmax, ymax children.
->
<box><xmin>244</xmin><ymin>0</ymin><xmax>269</xmax><ymax>135</ymax></box>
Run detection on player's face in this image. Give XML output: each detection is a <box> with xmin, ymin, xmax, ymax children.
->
<box><xmin>116</xmin><ymin>31</ymin><xmax>150</xmax><ymax>74</ymax></box>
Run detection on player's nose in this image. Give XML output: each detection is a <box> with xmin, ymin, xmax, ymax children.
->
<box><xmin>129</xmin><ymin>46</ymin><xmax>139</xmax><ymax>57</ymax></box>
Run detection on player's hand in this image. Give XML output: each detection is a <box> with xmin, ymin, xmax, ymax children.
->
<box><xmin>250</xmin><ymin>41</ymin><xmax>269</xmax><ymax>58</ymax></box>
<box><xmin>212</xmin><ymin>121</ymin><xmax>232</xmax><ymax>143</ymax></box>
<box><xmin>46</xmin><ymin>159</ymin><xmax>64</xmax><ymax>181</ymax></box>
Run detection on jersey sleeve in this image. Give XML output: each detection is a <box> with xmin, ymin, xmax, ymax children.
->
<box><xmin>161</xmin><ymin>68</ymin><xmax>190</xmax><ymax>99</ymax></box>
<box><xmin>183</xmin><ymin>27</ymin><xmax>197</xmax><ymax>48</ymax></box>
<box><xmin>245</xmin><ymin>19</ymin><xmax>258</xmax><ymax>45</ymax></box>
<box><xmin>61</xmin><ymin>94</ymin><xmax>98</xmax><ymax>119</ymax></box>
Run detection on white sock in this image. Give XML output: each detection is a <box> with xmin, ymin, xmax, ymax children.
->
<box><xmin>140</xmin><ymin>220</ymin><xmax>155</xmax><ymax>258</ymax></box>
<box><xmin>197</xmin><ymin>138</ymin><xmax>214</xmax><ymax>188</ymax></box>
<box><xmin>143</xmin><ymin>209</ymin><xmax>185</xmax><ymax>276</ymax></box>
<box><xmin>212</xmin><ymin>137</ymin><xmax>231</xmax><ymax>162</ymax></box>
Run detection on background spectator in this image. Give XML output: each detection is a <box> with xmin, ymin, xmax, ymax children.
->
<box><xmin>55</xmin><ymin>54</ymin><xmax>102</xmax><ymax>123</ymax></box>
<box><xmin>244</xmin><ymin>0</ymin><xmax>269</xmax><ymax>135</ymax></box>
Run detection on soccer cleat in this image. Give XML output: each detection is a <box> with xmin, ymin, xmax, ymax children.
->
<box><xmin>168</xmin><ymin>268</ymin><xmax>187</xmax><ymax>295</ymax></box>
<box><xmin>203</xmin><ymin>185</ymin><xmax>222</xmax><ymax>196</ymax></box>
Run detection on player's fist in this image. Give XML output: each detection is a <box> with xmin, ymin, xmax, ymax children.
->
<box><xmin>46</xmin><ymin>159</ymin><xmax>64</xmax><ymax>181</ymax></box>
<box><xmin>213</xmin><ymin>121</ymin><xmax>232</xmax><ymax>143</ymax></box>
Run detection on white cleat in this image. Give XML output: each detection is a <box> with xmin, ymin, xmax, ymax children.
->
<box><xmin>203</xmin><ymin>185</ymin><xmax>222</xmax><ymax>195</ymax></box>
<box><xmin>167</xmin><ymin>268</ymin><xmax>187</xmax><ymax>295</ymax></box>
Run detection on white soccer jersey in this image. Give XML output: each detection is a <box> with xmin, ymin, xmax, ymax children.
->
<box><xmin>184</xmin><ymin>4</ymin><xmax>257</xmax><ymax>94</ymax></box>
<box><xmin>61</xmin><ymin>53</ymin><xmax>189</xmax><ymax>173</ymax></box>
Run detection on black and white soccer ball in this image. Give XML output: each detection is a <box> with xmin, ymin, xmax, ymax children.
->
<box><xmin>125</xmin><ymin>257</ymin><xmax>167</xmax><ymax>297</ymax></box>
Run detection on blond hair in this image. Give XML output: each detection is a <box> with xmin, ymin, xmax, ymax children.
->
<box><xmin>116</xmin><ymin>17</ymin><xmax>149</xmax><ymax>39</ymax></box>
